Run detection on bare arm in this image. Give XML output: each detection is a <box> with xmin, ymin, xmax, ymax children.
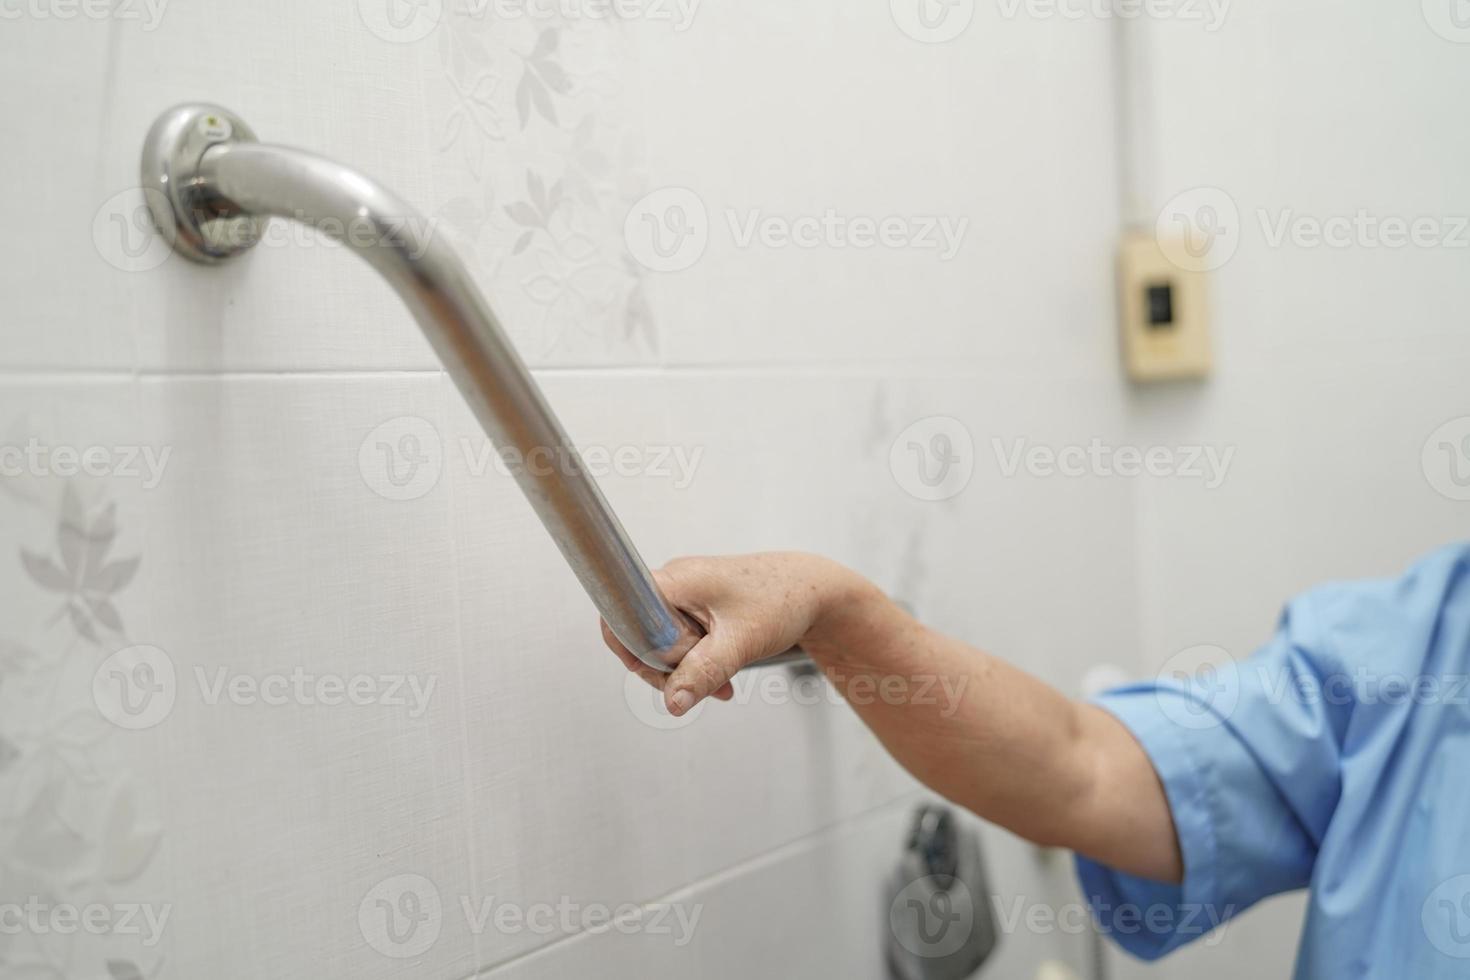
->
<box><xmin>601</xmin><ymin>552</ymin><xmax>1182</xmax><ymax>884</ymax></box>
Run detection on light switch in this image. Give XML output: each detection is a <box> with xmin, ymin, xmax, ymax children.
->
<box><xmin>1117</xmin><ymin>231</ymin><xmax>1212</xmax><ymax>382</ymax></box>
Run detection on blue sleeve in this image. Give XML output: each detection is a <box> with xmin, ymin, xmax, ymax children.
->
<box><xmin>1075</xmin><ymin>587</ymin><xmax>1349</xmax><ymax>959</ymax></box>
<box><xmin>1073</xmin><ymin>544</ymin><xmax>1470</xmax><ymax>961</ymax></box>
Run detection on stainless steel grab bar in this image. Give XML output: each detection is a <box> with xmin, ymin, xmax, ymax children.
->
<box><xmin>141</xmin><ymin>103</ymin><xmax>806</xmax><ymax>675</ymax></box>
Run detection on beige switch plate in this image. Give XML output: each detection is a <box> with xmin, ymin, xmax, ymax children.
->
<box><xmin>1117</xmin><ymin>231</ymin><xmax>1212</xmax><ymax>382</ymax></box>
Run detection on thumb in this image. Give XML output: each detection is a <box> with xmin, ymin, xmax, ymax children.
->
<box><xmin>664</xmin><ymin>627</ymin><xmax>749</xmax><ymax>716</ymax></box>
<box><xmin>652</xmin><ymin>561</ymin><xmax>750</xmax><ymax>712</ymax></box>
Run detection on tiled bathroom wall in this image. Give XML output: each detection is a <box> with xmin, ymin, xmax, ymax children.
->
<box><xmin>2</xmin><ymin>3</ymin><xmax>1130</xmax><ymax>978</ymax></box>
<box><xmin>9</xmin><ymin>1</ymin><xmax>1463</xmax><ymax>979</ymax></box>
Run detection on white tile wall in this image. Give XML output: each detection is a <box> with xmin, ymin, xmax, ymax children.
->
<box><xmin>0</xmin><ymin>377</ymin><xmax>466</xmax><ymax>978</ymax></box>
<box><xmin>476</xmin><ymin>799</ymin><xmax>1100</xmax><ymax>980</ymax></box>
<box><xmin>446</xmin><ymin>371</ymin><xmax>925</xmax><ymax>967</ymax></box>
<box><xmin>0</xmin><ymin>0</ymin><xmax>1130</xmax><ymax>973</ymax></box>
<box><xmin>9</xmin><ymin>1</ymin><xmax>1459</xmax><ymax>978</ymax></box>
<box><xmin>0</xmin><ymin>15</ymin><xmax>133</xmax><ymax>371</ymax></box>
<box><xmin>630</xmin><ymin>3</ymin><xmax>1120</xmax><ymax>370</ymax></box>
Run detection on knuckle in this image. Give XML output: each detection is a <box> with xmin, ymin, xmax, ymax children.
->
<box><xmin>685</xmin><ymin>651</ymin><xmax>731</xmax><ymax>691</ymax></box>
<box><xmin>656</xmin><ymin>560</ymin><xmax>720</xmax><ymax>613</ymax></box>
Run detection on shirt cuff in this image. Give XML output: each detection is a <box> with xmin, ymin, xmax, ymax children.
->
<box><xmin>1073</xmin><ymin>687</ymin><xmax>1223</xmax><ymax>961</ymax></box>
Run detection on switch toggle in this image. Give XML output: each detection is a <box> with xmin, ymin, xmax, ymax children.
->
<box><xmin>1146</xmin><ymin>282</ymin><xmax>1174</xmax><ymax>328</ymax></box>
<box><xmin>1117</xmin><ymin>232</ymin><xmax>1212</xmax><ymax>381</ymax></box>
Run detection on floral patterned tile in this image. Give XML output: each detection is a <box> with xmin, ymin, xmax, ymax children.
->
<box><xmin>0</xmin><ymin>376</ymin><xmax>483</xmax><ymax>980</ymax></box>
<box><xmin>423</xmin><ymin>13</ymin><xmax>659</xmax><ymax>367</ymax></box>
<box><xmin>0</xmin><ymin>380</ymin><xmax>162</xmax><ymax>979</ymax></box>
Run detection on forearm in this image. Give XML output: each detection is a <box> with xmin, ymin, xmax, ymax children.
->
<box><xmin>624</xmin><ymin>552</ymin><xmax>1181</xmax><ymax>882</ymax></box>
<box><xmin>803</xmin><ymin>571</ymin><xmax>1182</xmax><ymax>883</ymax></box>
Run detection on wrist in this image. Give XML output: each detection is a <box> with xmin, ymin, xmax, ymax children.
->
<box><xmin>800</xmin><ymin>558</ymin><xmax>894</xmax><ymax>659</ymax></box>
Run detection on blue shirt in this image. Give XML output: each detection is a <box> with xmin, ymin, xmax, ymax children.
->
<box><xmin>1075</xmin><ymin>544</ymin><xmax>1470</xmax><ymax>977</ymax></box>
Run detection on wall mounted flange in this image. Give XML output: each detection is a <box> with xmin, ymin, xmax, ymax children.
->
<box><xmin>140</xmin><ymin>103</ymin><xmax>266</xmax><ymax>264</ymax></box>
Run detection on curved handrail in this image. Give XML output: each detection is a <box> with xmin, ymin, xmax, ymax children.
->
<box><xmin>142</xmin><ymin>103</ymin><xmax>805</xmax><ymax>674</ymax></box>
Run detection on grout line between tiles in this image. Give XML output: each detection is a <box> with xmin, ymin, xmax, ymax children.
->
<box><xmin>7</xmin><ymin>339</ymin><xmax>1468</xmax><ymax>386</ymax></box>
<box><xmin>2</xmin><ymin>357</ymin><xmax>1130</xmax><ymax>384</ymax></box>
<box><xmin>9</xmin><ymin>348</ymin><xmax>1465</xmax><ymax>399</ymax></box>
<box><xmin>438</xmin><ymin>370</ymin><xmax>490</xmax><ymax>974</ymax></box>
